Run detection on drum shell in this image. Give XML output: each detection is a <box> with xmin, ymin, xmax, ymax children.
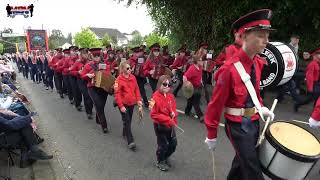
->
<box><xmin>259</xmin><ymin>121</ymin><xmax>320</xmax><ymax>180</ymax></box>
<box><xmin>260</xmin><ymin>42</ymin><xmax>298</xmax><ymax>88</ymax></box>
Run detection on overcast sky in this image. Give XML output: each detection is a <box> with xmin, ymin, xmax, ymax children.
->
<box><xmin>0</xmin><ymin>0</ymin><xmax>154</xmax><ymax>36</ymax></box>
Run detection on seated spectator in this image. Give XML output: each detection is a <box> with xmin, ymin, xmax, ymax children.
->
<box><xmin>0</xmin><ymin>111</ymin><xmax>52</xmax><ymax>166</ymax></box>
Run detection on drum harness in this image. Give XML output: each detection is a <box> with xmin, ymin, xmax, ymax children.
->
<box><xmin>233</xmin><ymin>61</ymin><xmax>277</xmax><ymax>146</ymax></box>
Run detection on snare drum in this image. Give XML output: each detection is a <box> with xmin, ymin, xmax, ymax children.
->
<box><xmin>259</xmin><ymin>121</ymin><xmax>320</xmax><ymax>180</ymax></box>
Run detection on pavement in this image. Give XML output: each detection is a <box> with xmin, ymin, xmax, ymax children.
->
<box><xmin>1</xmin><ymin>71</ymin><xmax>319</xmax><ymax>180</ymax></box>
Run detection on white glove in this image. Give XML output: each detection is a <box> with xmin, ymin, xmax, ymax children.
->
<box><xmin>205</xmin><ymin>137</ymin><xmax>217</xmax><ymax>151</ymax></box>
<box><xmin>261</xmin><ymin>106</ymin><xmax>275</xmax><ymax>121</ymax></box>
<box><xmin>309</xmin><ymin>117</ymin><xmax>320</xmax><ymax>128</ymax></box>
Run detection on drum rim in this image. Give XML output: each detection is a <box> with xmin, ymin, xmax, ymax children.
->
<box><xmin>261</xmin><ymin>164</ymin><xmax>286</xmax><ymax>180</ymax></box>
<box><xmin>266</xmin><ymin>120</ymin><xmax>320</xmax><ymax>162</ymax></box>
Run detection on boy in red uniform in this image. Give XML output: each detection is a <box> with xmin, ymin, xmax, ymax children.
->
<box><xmin>71</xmin><ymin>48</ymin><xmax>94</xmax><ymax>119</ymax></box>
<box><xmin>80</xmin><ymin>48</ymin><xmax>111</xmax><ymax>133</ymax></box>
<box><xmin>183</xmin><ymin>55</ymin><xmax>204</xmax><ymax>122</ymax></box>
<box><xmin>204</xmin><ymin>9</ymin><xmax>275</xmax><ymax>180</ymax></box>
<box><xmin>114</xmin><ymin>61</ymin><xmax>142</xmax><ymax>151</ymax></box>
<box><xmin>150</xmin><ymin>75</ymin><xmax>178</xmax><ymax>171</ymax></box>
<box><xmin>50</xmin><ymin>48</ymin><xmax>65</xmax><ymax>98</ymax></box>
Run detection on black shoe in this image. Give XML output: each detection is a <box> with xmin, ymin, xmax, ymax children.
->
<box><xmin>70</xmin><ymin>100</ymin><xmax>74</xmax><ymax>104</ymax></box>
<box><xmin>27</xmin><ymin>149</ymin><xmax>53</xmax><ymax>160</ymax></box>
<box><xmin>45</xmin><ymin>87</ymin><xmax>49</xmax><ymax>90</ymax></box>
<box><xmin>103</xmin><ymin>127</ymin><xmax>109</xmax><ymax>134</ymax></box>
<box><xmin>60</xmin><ymin>94</ymin><xmax>64</xmax><ymax>98</ymax></box>
<box><xmin>87</xmin><ymin>114</ymin><xmax>93</xmax><ymax>120</ymax></box>
<box><xmin>128</xmin><ymin>142</ymin><xmax>136</xmax><ymax>151</ymax></box>
<box><xmin>144</xmin><ymin>102</ymin><xmax>149</xmax><ymax>108</ymax></box>
<box><xmin>156</xmin><ymin>161</ymin><xmax>169</xmax><ymax>171</ymax></box>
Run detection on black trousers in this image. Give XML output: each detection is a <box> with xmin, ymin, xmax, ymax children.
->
<box><xmin>69</xmin><ymin>76</ymin><xmax>82</xmax><ymax>107</ymax></box>
<box><xmin>173</xmin><ymin>70</ymin><xmax>183</xmax><ymax>96</ymax></box>
<box><xmin>225</xmin><ymin>120</ymin><xmax>264</xmax><ymax>180</ymax></box>
<box><xmin>135</xmin><ymin>76</ymin><xmax>148</xmax><ymax>105</ymax></box>
<box><xmin>148</xmin><ymin>77</ymin><xmax>158</xmax><ymax>93</ymax></box>
<box><xmin>185</xmin><ymin>87</ymin><xmax>203</xmax><ymax>117</ymax></box>
<box><xmin>36</xmin><ymin>70</ymin><xmax>42</xmax><ymax>82</ymax></box>
<box><xmin>54</xmin><ymin>72</ymin><xmax>63</xmax><ymax>95</ymax></box>
<box><xmin>77</xmin><ymin>79</ymin><xmax>93</xmax><ymax>115</ymax></box>
<box><xmin>46</xmin><ymin>70</ymin><xmax>54</xmax><ymax>89</ymax></box>
<box><xmin>23</xmin><ymin>66</ymin><xmax>29</xmax><ymax>79</ymax></box>
<box><xmin>63</xmin><ymin>75</ymin><xmax>73</xmax><ymax>102</ymax></box>
<box><xmin>30</xmin><ymin>67</ymin><xmax>37</xmax><ymax>82</ymax></box>
<box><xmin>202</xmin><ymin>71</ymin><xmax>211</xmax><ymax>103</ymax></box>
<box><xmin>0</xmin><ymin>125</ymin><xmax>37</xmax><ymax>149</ymax></box>
<box><xmin>120</xmin><ymin>105</ymin><xmax>135</xmax><ymax>144</ymax></box>
<box><xmin>88</xmin><ymin>87</ymin><xmax>108</xmax><ymax>129</ymax></box>
<box><xmin>154</xmin><ymin>123</ymin><xmax>177</xmax><ymax>162</ymax></box>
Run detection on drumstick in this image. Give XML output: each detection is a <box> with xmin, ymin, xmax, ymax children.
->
<box><xmin>211</xmin><ymin>151</ymin><xmax>216</xmax><ymax>180</ymax></box>
<box><xmin>256</xmin><ymin>99</ymin><xmax>278</xmax><ymax>147</ymax></box>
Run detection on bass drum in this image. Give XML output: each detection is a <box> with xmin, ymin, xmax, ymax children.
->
<box><xmin>260</xmin><ymin>42</ymin><xmax>298</xmax><ymax>88</ymax></box>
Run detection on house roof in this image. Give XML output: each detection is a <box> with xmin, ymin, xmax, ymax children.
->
<box><xmin>89</xmin><ymin>27</ymin><xmax>127</xmax><ymax>39</ymax></box>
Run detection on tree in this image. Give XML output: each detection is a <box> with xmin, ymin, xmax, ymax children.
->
<box><xmin>101</xmin><ymin>33</ymin><xmax>111</xmax><ymax>47</ymax></box>
<box><xmin>110</xmin><ymin>35</ymin><xmax>118</xmax><ymax>46</ymax></box>
<box><xmin>74</xmin><ymin>28</ymin><xmax>102</xmax><ymax>48</ymax></box>
<box><xmin>49</xmin><ymin>29</ymin><xmax>67</xmax><ymax>49</ymax></box>
<box><xmin>144</xmin><ymin>32</ymin><xmax>169</xmax><ymax>48</ymax></box>
<box><xmin>0</xmin><ymin>43</ymin><xmax>4</xmax><ymax>54</ymax></box>
<box><xmin>124</xmin><ymin>0</ymin><xmax>320</xmax><ymax>52</ymax></box>
<box><xmin>66</xmin><ymin>33</ymin><xmax>73</xmax><ymax>44</ymax></box>
<box><xmin>128</xmin><ymin>31</ymin><xmax>144</xmax><ymax>47</ymax></box>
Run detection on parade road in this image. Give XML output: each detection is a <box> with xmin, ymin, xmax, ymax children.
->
<box><xmin>19</xmin><ymin>73</ymin><xmax>319</xmax><ymax>180</ymax></box>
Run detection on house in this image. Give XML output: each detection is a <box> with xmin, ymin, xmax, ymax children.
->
<box><xmin>89</xmin><ymin>27</ymin><xmax>128</xmax><ymax>46</ymax></box>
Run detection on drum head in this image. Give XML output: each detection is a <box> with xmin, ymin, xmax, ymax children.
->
<box><xmin>269</xmin><ymin>121</ymin><xmax>320</xmax><ymax>157</ymax></box>
<box><xmin>260</xmin><ymin>42</ymin><xmax>298</xmax><ymax>88</ymax></box>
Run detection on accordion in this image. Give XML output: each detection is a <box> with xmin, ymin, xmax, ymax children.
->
<box><xmin>93</xmin><ymin>71</ymin><xmax>115</xmax><ymax>93</ymax></box>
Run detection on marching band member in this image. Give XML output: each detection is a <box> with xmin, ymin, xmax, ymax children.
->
<box><xmin>55</xmin><ymin>49</ymin><xmax>68</xmax><ymax>98</ymax></box>
<box><xmin>196</xmin><ymin>43</ymin><xmax>211</xmax><ymax>103</ymax></box>
<box><xmin>183</xmin><ymin>55</ymin><xmax>204</xmax><ymax>122</ymax></box>
<box><xmin>67</xmin><ymin>46</ymin><xmax>82</xmax><ymax>111</ymax></box>
<box><xmin>295</xmin><ymin>48</ymin><xmax>320</xmax><ymax>111</ymax></box>
<box><xmin>71</xmin><ymin>48</ymin><xmax>94</xmax><ymax>119</ymax></box>
<box><xmin>36</xmin><ymin>50</ymin><xmax>44</xmax><ymax>84</ymax></box>
<box><xmin>143</xmin><ymin>43</ymin><xmax>166</xmax><ymax>92</ymax></box>
<box><xmin>112</xmin><ymin>49</ymin><xmax>124</xmax><ymax>77</ymax></box>
<box><xmin>80</xmin><ymin>48</ymin><xmax>110</xmax><ymax>133</ymax></box>
<box><xmin>214</xmin><ymin>28</ymin><xmax>243</xmax><ymax>68</ymax></box>
<box><xmin>114</xmin><ymin>61</ymin><xmax>142</xmax><ymax>151</ymax></box>
<box><xmin>162</xmin><ymin>45</ymin><xmax>174</xmax><ymax>66</ymax></box>
<box><xmin>22</xmin><ymin>52</ymin><xmax>29</xmax><ymax>79</ymax></box>
<box><xmin>30</xmin><ymin>51</ymin><xmax>38</xmax><ymax>83</ymax></box>
<box><xmin>60</xmin><ymin>49</ymin><xmax>74</xmax><ymax>104</ymax></box>
<box><xmin>149</xmin><ymin>75</ymin><xmax>178</xmax><ymax>171</ymax></box>
<box><xmin>45</xmin><ymin>51</ymin><xmax>55</xmax><ymax>91</ymax></box>
<box><xmin>204</xmin><ymin>9</ymin><xmax>275</xmax><ymax>180</ymax></box>
<box><xmin>171</xmin><ymin>46</ymin><xmax>188</xmax><ymax>97</ymax></box>
<box><xmin>129</xmin><ymin>46</ymin><xmax>149</xmax><ymax>107</ymax></box>
<box><xmin>50</xmin><ymin>48</ymin><xmax>64</xmax><ymax>98</ymax></box>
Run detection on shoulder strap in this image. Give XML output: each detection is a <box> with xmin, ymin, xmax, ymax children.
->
<box><xmin>233</xmin><ymin>61</ymin><xmax>265</xmax><ymax>122</ymax></box>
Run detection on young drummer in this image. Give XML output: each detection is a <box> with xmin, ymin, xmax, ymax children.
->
<box><xmin>183</xmin><ymin>55</ymin><xmax>204</xmax><ymax>122</ymax></box>
<box><xmin>150</xmin><ymin>75</ymin><xmax>178</xmax><ymax>171</ymax></box>
<box><xmin>114</xmin><ymin>61</ymin><xmax>142</xmax><ymax>151</ymax></box>
<box><xmin>204</xmin><ymin>9</ymin><xmax>275</xmax><ymax>180</ymax></box>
